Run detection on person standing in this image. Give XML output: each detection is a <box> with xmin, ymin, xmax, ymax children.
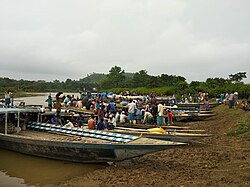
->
<box><xmin>45</xmin><ymin>94</ymin><xmax>53</xmax><ymax>111</ymax></box>
<box><xmin>150</xmin><ymin>103</ymin><xmax>158</xmax><ymax>124</ymax></box>
<box><xmin>205</xmin><ymin>94</ymin><xmax>209</xmax><ymax>110</ymax></box>
<box><xmin>167</xmin><ymin>109</ymin><xmax>173</xmax><ymax>125</ymax></box>
<box><xmin>227</xmin><ymin>92</ymin><xmax>235</xmax><ymax>109</ymax></box>
<box><xmin>135</xmin><ymin>108</ymin><xmax>142</xmax><ymax>124</ymax></box>
<box><xmin>97</xmin><ymin>104</ymin><xmax>105</xmax><ymax>123</ymax></box>
<box><xmin>107</xmin><ymin>100</ymin><xmax>116</xmax><ymax>113</ymax></box>
<box><xmin>54</xmin><ymin>97</ymin><xmax>62</xmax><ymax>125</ymax></box>
<box><xmin>4</xmin><ymin>90</ymin><xmax>12</xmax><ymax>108</ymax></box>
<box><xmin>63</xmin><ymin>95</ymin><xmax>71</xmax><ymax>106</ymax></box>
<box><xmin>126</xmin><ymin>99</ymin><xmax>137</xmax><ymax>124</ymax></box>
<box><xmin>157</xmin><ymin>102</ymin><xmax>164</xmax><ymax>126</ymax></box>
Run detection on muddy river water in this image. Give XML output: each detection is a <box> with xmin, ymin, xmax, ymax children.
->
<box><xmin>0</xmin><ymin>93</ymin><xmax>106</xmax><ymax>187</ymax></box>
<box><xmin>0</xmin><ymin>148</ymin><xmax>106</xmax><ymax>187</ymax></box>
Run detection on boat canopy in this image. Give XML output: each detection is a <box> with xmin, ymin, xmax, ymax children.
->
<box><xmin>0</xmin><ymin>107</ymin><xmax>42</xmax><ymax>115</ymax></box>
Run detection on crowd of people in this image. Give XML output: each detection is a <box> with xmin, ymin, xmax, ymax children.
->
<box><xmin>48</xmin><ymin>90</ymin><xmax>246</xmax><ymax>130</ymax></box>
<box><xmin>45</xmin><ymin>92</ymin><xmax>175</xmax><ymax>130</ymax></box>
<box><xmin>217</xmin><ymin>92</ymin><xmax>240</xmax><ymax>109</ymax></box>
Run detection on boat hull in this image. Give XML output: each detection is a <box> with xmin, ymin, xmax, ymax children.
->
<box><xmin>0</xmin><ymin>108</ymin><xmax>186</xmax><ymax>163</ymax></box>
<box><xmin>0</xmin><ymin>132</ymin><xmax>183</xmax><ymax>163</ymax></box>
<box><xmin>111</xmin><ymin>130</ymin><xmax>210</xmax><ymax>143</ymax></box>
<box><xmin>173</xmin><ymin>113</ymin><xmax>215</xmax><ymax>122</ymax></box>
<box><xmin>117</xmin><ymin>123</ymin><xmax>189</xmax><ymax>130</ymax></box>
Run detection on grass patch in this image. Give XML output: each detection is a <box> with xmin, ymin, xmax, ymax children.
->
<box><xmin>227</xmin><ymin>120</ymin><xmax>250</xmax><ymax>139</ymax></box>
<box><xmin>213</xmin><ymin>104</ymin><xmax>250</xmax><ymax>139</ymax></box>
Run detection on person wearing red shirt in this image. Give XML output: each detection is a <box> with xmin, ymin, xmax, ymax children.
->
<box><xmin>167</xmin><ymin>109</ymin><xmax>173</xmax><ymax>125</ymax></box>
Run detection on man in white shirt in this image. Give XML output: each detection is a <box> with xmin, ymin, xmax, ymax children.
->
<box><xmin>157</xmin><ymin>102</ymin><xmax>164</xmax><ymax>126</ymax></box>
<box><xmin>126</xmin><ymin>100</ymin><xmax>137</xmax><ymax>124</ymax></box>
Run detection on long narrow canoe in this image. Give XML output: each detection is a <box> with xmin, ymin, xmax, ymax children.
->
<box><xmin>115</xmin><ymin>126</ymin><xmax>205</xmax><ymax>133</ymax></box>
<box><xmin>116</xmin><ymin>123</ymin><xmax>190</xmax><ymax>130</ymax></box>
<box><xmin>0</xmin><ymin>121</ymin><xmax>186</xmax><ymax>163</ymax></box>
<box><xmin>110</xmin><ymin>127</ymin><xmax>211</xmax><ymax>143</ymax></box>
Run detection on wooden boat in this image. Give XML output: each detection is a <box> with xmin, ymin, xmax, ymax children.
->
<box><xmin>191</xmin><ymin>113</ymin><xmax>216</xmax><ymax>120</ymax></box>
<box><xmin>177</xmin><ymin>102</ymin><xmax>219</xmax><ymax>109</ymax></box>
<box><xmin>116</xmin><ymin>123</ymin><xmax>190</xmax><ymax>130</ymax></box>
<box><xmin>115</xmin><ymin>126</ymin><xmax>205</xmax><ymax>133</ymax></box>
<box><xmin>111</xmin><ymin>127</ymin><xmax>211</xmax><ymax>143</ymax></box>
<box><xmin>161</xmin><ymin>106</ymin><xmax>215</xmax><ymax>122</ymax></box>
<box><xmin>0</xmin><ymin>108</ymin><xmax>185</xmax><ymax>163</ymax></box>
<box><xmin>171</xmin><ymin>113</ymin><xmax>216</xmax><ymax>122</ymax></box>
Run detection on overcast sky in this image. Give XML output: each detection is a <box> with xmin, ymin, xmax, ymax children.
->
<box><xmin>0</xmin><ymin>0</ymin><xmax>249</xmax><ymax>83</ymax></box>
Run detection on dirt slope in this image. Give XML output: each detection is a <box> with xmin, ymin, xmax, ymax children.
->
<box><xmin>59</xmin><ymin>105</ymin><xmax>250</xmax><ymax>187</ymax></box>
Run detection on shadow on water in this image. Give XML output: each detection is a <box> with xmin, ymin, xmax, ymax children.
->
<box><xmin>0</xmin><ymin>148</ymin><xmax>107</xmax><ymax>187</ymax></box>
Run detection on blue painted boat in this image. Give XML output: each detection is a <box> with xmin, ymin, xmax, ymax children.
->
<box><xmin>0</xmin><ymin>108</ymin><xmax>186</xmax><ymax>163</ymax></box>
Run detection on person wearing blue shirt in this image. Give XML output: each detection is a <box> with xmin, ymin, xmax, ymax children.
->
<box><xmin>97</xmin><ymin>118</ymin><xmax>105</xmax><ymax>130</ymax></box>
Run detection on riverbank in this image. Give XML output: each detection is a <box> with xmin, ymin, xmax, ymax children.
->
<box><xmin>58</xmin><ymin>105</ymin><xmax>250</xmax><ymax>187</ymax></box>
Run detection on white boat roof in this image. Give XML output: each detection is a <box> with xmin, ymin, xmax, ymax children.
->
<box><xmin>0</xmin><ymin>107</ymin><xmax>42</xmax><ymax>114</ymax></box>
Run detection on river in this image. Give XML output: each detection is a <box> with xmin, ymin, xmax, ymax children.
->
<box><xmin>13</xmin><ymin>92</ymin><xmax>81</xmax><ymax>107</ymax></box>
<box><xmin>0</xmin><ymin>93</ymin><xmax>106</xmax><ymax>187</ymax></box>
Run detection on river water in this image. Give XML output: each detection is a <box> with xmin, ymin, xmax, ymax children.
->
<box><xmin>13</xmin><ymin>92</ymin><xmax>81</xmax><ymax>107</ymax></box>
<box><xmin>0</xmin><ymin>93</ymin><xmax>106</xmax><ymax>187</ymax></box>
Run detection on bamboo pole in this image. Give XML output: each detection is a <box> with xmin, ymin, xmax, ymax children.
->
<box><xmin>5</xmin><ymin>111</ymin><xmax>8</xmax><ymax>135</ymax></box>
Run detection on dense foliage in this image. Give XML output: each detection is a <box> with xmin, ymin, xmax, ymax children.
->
<box><xmin>0</xmin><ymin>67</ymin><xmax>249</xmax><ymax>99</ymax></box>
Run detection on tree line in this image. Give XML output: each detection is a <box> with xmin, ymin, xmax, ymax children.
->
<box><xmin>0</xmin><ymin>66</ymin><xmax>249</xmax><ymax>99</ymax></box>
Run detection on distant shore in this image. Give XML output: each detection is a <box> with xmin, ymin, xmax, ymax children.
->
<box><xmin>0</xmin><ymin>92</ymin><xmax>46</xmax><ymax>99</ymax></box>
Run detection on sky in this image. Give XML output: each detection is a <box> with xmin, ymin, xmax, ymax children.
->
<box><xmin>0</xmin><ymin>0</ymin><xmax>249</xmax><ymax>83</ymax></box>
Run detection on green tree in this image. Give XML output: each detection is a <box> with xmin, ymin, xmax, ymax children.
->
<box><xmin>177</xmin><ymin>81</ymin><xmax>189</xmax><ymax>95</ymax></box>
<box><xmin>159</xmin><ymin>74</ymin><xmax>186</xmax><ymax>86</ymax></box>
<box><xmin>205</xmin><ymin>78</ymin><xmax>228</xmax><ymax>88</ymax></box>
<box><xmin>131</xmin><ymin>70</ymin><xmax>151</xmax><ymax>87</ymax></box>
<box><xmin>229</xmin><ymin>72</ymin><xmax>247</xmax><ymax>83</ymax></box>
<box><xmin>100</xmin><ymin>66</ymin><xmax>125</xmax><ymax>89</ymax></box>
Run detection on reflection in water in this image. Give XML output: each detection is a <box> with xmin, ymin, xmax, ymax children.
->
<box><xmin>0</xmin><ymin>148</ymin><xmax>106</xmax><ymax>187</ymax></box>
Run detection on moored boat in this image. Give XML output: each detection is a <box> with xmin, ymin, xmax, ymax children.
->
<box><xmin>0</xmin><ymin>108</ymin><xmax>186</xmax><ymax>163</ymax></box>
<box><xmin>110</xmin><ymin>127</ymin><xmax>211</xmax><ymax>143</ymax></box>
<box><xmin>171</xmin><ymin>113</ymin><xmax>216</xmax><ymax>122</ymax></box>
<box><xmin>116</xmin><ymin>123</ymin><xmax>189</xmax><ymax>130</ymax></box>
<box><xmin>177</xmin><ymin>102</ymin><xmax>219</xmax><ymax>109</ymax></box>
